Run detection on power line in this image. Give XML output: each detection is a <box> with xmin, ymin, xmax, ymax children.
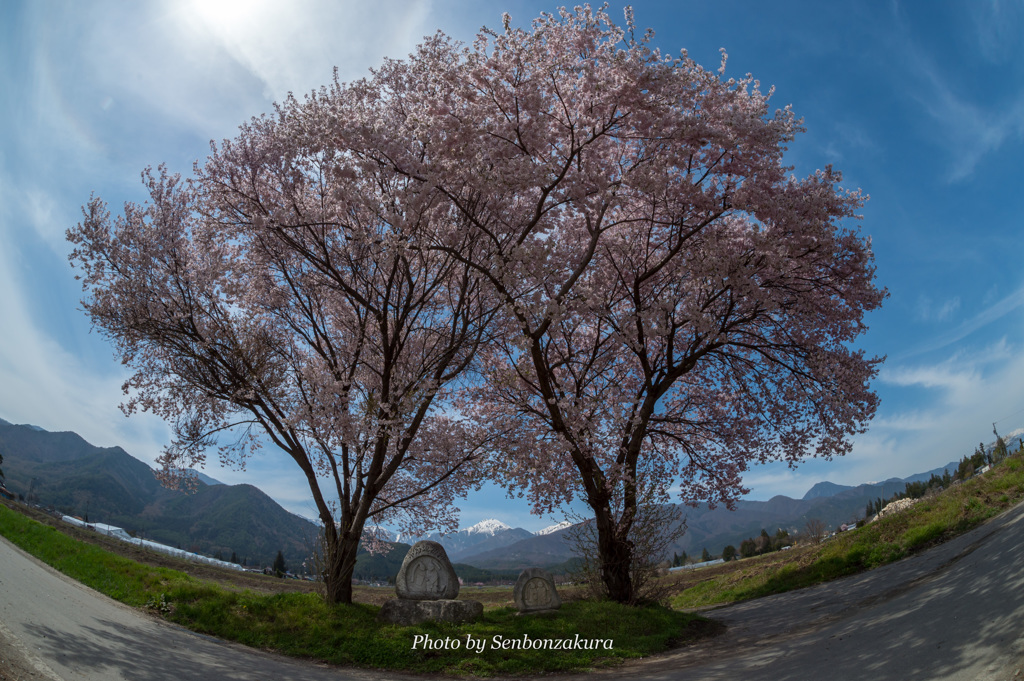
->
<box><xmin>993</xmin><ymin>406</ymin><xmax>1024</xmax><ymax>426</ymax></box>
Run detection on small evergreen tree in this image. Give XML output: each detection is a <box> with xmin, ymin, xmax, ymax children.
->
<box><xmin>955</xmin><ymin>455</ymin><xmax>976</xmax><ymax>481</ymax></box>
<box><xmin>273</xmin><ymin>550</ymin><xmax>287</xmax><ymax>578</ymax></box>
<box><xmin>756</xmin><ymin>529</ymin><xmax>772</xmax><ymax>555</ymax></box>
<box><xmin>701</xmin><ymin>547</ymin><xmax>712</xmax><ymax>562</ymax></box>
<box><xmin>230</xmin><ymin>551</ymin><xmax>239</xmax><ymax>564</ymax></box>
<box><xmin>722</xmin><ymin>545</ymin><xmax>737</xmax><ymax>562</ymax></box>
<box><xmin>971</xmin><ymin>450</ymin><xmax>987</xmax><ymax>470</ymax></box>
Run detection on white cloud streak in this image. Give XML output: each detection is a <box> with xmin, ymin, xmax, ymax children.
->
<box><xmin>901</xmin><ymin>284</ymin><xmax>1024</xmax><ymax>359</ymax></box>
<box><xmin>744</xmin><ymin>333</ymin><xmax>1024</xmax><ymax>500</ymax></box>
<box><xmin>901</xmin><ymin>40</ymin><xmax>1024</xmax><ymax>183</ymax></box>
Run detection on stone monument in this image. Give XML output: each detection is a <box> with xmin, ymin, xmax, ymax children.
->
<box><xmin>395</xmin><ymin>540</ymin><xmax>459</xmax><ymax>600</ymax></box>
<box><xmin>513</xmin><ymin>567</ymin><xmax>561</xmax><ymax>614</ymax></box>
<box><xmin>378</xmin><ymin>540</ymin><xmax>483</xmax><ymax>625</ymax></box>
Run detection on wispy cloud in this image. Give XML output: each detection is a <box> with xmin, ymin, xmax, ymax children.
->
<box><xmin>914</xmin><ymin>295</ymin><xmax>961</xmax><ymax>323</ymax></box>
<box><xmin>745</xmin><ymin>335</ymin><xmax>1024</xmax><ymax>499</ymax></box>
<box><xmin>0</xmin><ymin>235</ymin><xmax>169</xmax><ymax>463</ymax></box>
<box><xmin>901</xmin><ymin>43</ymin><xmax>1024</xmax><ymax>182</ymax></box>
<box><xmin>859</xmin><ymin>344</ymin><xmax>1024</xmax><ymax>471</ymax></box>
<box><xmin>969</xmin><ymin>0</ymin><xmax>1024</xmax><ymax>64</ymax></box>
<box><xmin>900</xmin><ymin>284</ymin><xmax>1024</xmax><ymax>358</ymax></box>
<box><xmin>883</xmin><ymin>338</ymin><xmax>1014</xmax><ymax>397</ymax></box>
<box><xmin>882</xmin><ymin>363</ymin><xmax>979</xmax><ymax>396</ymax></box>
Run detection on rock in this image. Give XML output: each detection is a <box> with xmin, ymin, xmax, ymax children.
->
<box><xmin>513</xmin><ymin>567</ymin><xmax>561</xmax><ymax>613</ymax></box>
<box><xmin>872</xmin><ymin>497</ymin><xmax>920</xmax><ymax>522</ymax></box>
<box><xmin>395</xmin><ymin>540</ymin><xmax>460</xmax><ymax>600</ymax></box>
<box><xmin>378</xmin><ymin>598</ymin><xmax>483</xmax><ymax>626</ymax></box>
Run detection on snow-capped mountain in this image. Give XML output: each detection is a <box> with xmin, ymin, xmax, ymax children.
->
<box><xmin>421</xmin><ymin>518</ymin><xmax>533</xmax><ymax>562</ymax></box>
<box><xmin>993</xmin><ymin>428</ymin><xmax>1024</xmax><ymax>453</ymax></box>
<box><xmin>465</xmin><ymin>518</ymin><xmax>512</xmax><ymax>535</ymax></box>
<box><xmin>535</xmin><ymin>520</ymin><xmax>573</xmax><ymax>536</ymax></box>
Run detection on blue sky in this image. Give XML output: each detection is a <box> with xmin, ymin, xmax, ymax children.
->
<box><xmin>2</xmin><ymin>1</ymin><xmax>1023</xmax><ymax>532</ymax></box>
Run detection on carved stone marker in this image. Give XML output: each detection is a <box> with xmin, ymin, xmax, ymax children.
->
<box><xmin>513</xmin><ymin>567</ymin><xmax>561</xmax><ymax>613</ymax></box>
<box><xmin>378</xmin><ymin>540</ymin><xmax>483</xmax><ymax>625</ymax></box>
<box><xmin>394</xmin><ymin>540</ymin><xmax>459</xmax><ymax>600</ymax></box>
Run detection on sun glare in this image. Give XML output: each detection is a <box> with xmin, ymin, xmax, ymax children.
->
<box><xmin>187</xmin><ymin>0</ymin><xmax>269</xmax><ymax>40</ymax></box>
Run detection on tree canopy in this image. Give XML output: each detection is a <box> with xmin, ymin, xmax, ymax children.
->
<box><xmin>69</xmin><ymin>6</ymin><xmax>884</xmax><ymax>605</ymax></box>
<box><xmin>69</xmin><ymin>107</ymin><xmax>498</xmax><ymax>604</ymax></box>
<box><xmin>342</xmin><ymin>6</ymin><xmax>885</xmax><ymax>601</ymax></box>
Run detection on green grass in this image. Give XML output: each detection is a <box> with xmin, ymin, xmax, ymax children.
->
<box><xmin>0</xmin><ymin>506</ymin><xmax>193</xmax><ymax>605</ymax></box>
<box><xmin>0</xmin><ymin>504</ymin><xmax>715</xmax><ymax>676</ymax></box>
<box><xmin>671</xmin><ymin>452</ymin><xmax>1024</xmax><ymax>610</ymax></box>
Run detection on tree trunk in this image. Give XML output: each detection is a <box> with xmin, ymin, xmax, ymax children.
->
<box><xmin>321</xmin><ymin>526</ymin><xmax>361</xmax><ymax>605</ymax></box>
<box><xmin>592</xmin><ymin>504</ymin><xmax>635</xmax><ymax>604</ymax></box>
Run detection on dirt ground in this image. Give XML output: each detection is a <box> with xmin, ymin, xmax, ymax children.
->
<box><xmin>0</xmin><ymin>637</ymin><xmax>41</xmax><ymax>681</ymax></box>
<box><xmin>0</xmin><ymin>612</ymin><xmax>57</xmax><ymax>681</ymax></box>
<box><xmin>0</xmin><ymin>643</ymin><xmax>37</xmax><ymax>679</ymax></box>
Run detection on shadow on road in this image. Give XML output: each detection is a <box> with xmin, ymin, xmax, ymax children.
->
<box><xmin>22</xmin><ymin>617</ymin><xmax>341</xmax><ymax>681</ymax></box>
<box><xmin>614</xmin><ymin>504</ymin><xmax>1024</xmax><ymax>681</ymax></box>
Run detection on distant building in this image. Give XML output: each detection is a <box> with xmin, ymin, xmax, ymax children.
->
<box><xmin>60</xmin><ymin>515</ymin><xmax>245</xmax><ymax>572</ymax></box>
<box><xmin>668</xmin><ymin>558</ymin><xmax>725</xmax><ymax>572</ymax></box>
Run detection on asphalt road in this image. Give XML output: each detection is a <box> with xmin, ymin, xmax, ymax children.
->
<box><xmin>3</xmin><ymin>501</ymin><xmax>1024</xmax><ymax>680</ymax></box>
<box><xmin>0</xmin><ymin>535</ymin><xmax>415</xmax><ymax>681</ymax></box>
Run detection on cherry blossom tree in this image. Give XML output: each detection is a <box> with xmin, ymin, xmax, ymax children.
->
<box><xmin>68</xmin><ymin>101</ymin><xmax>498</xmax><ymax>603</ymax></box>
<box><xmin>334</xmin><ymin>6</ymin><xmax>886</xmax><ymax>602</ymax></box>
<box><xmin>70</xmin><ymin>4</ymin><xmax>886</xmax><ymax>606</ymax></box>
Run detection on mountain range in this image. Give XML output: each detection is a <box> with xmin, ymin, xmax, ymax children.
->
<box><xmin>0</xmin><ymin>418</ymin><xmax>317</xmax><ymax>570</ymax></box>
<box><xmin>447</xmin><ymin>459</ymin><xmax>972</xmax><ymax>571</ymax></box>
<box><xmin>0</xmin><ymin>417</ymin><xmax>568</xmax><ymax>578</ymax></box>
<box><xmin>457</xmin><ymin>430</ymin><xmax>1024</xmax><ymax>570</ymax></box>
<box><xmin>3</xmin><ymin>415</ymin><xmax>1019</xmax><ymax>576</ymax></box>
<box><xmin>419</xmin><ymin>519</ymin><xmax>534</xmax><ymax>562</ymax></box>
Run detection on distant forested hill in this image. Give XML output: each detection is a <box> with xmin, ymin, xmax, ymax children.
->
<box><xmin>0</xmin><ymin>420</ymin><xmax>316</xmax><ymax>570</ymax></box>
